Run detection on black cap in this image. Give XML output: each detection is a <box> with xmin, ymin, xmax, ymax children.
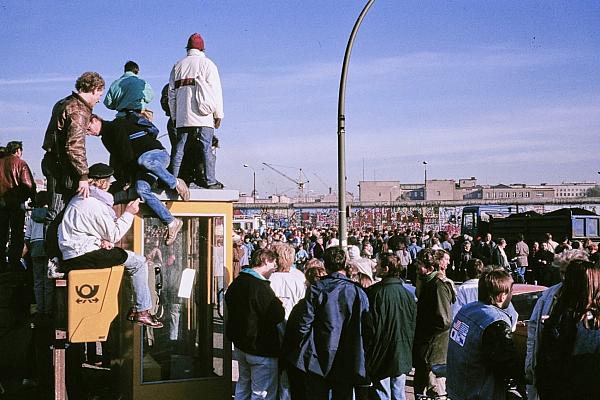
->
<box><xmin>88</xmin><ymin>163</ymin><xmax>114</xmax><ymax>179</ymax></box>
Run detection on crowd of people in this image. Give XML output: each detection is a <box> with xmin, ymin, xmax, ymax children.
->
<box><xmin>0</xmin><ymin>31</ymin><xmax>227</xmax><ymax>395</ymax></box>
<box><xmin>1</xmin><ymin>29</ymin><xmax>600</xmax><ymax>400</ymax></box>
<box><xmin>225</xmin><ymin>225</ymin><xmax>600</xmax><ymax>399</ymax></box>
<box><xmin>1</xmin><ymin>31</ymin><xmax>225</xmax><ymax>318</ymax></box>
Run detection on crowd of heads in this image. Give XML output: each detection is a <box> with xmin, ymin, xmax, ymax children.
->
<box><xmin>234</xmin><ymin>221</ymin><xmax>600</xmax><ymax>295</ymax></box>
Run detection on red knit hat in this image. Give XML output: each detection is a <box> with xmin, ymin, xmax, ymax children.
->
<box><xmin>186</xmin><ymin>33</ymin><xmax>205</xmax><ymax>50</ymax></box>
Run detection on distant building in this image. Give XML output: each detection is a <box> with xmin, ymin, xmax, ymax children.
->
<box><xmin>251</xmin><ymin>177</ymin><xmax>596</xmax><ymax>205</ymax></box>
<box><xmin>359</xmin><ymin>178</ymin><xmax>473</xmax><ymax>202</ymax></box>
<box><xmin>358</xmin><ymin>181</ymin><xmax>400</xmax><ymax>202</ymax></box>
<box><xmin>464</xmin><ymin>184</ymin><xmax>555</xmax><ymax>200</ymax></box>
<box><xmin>425</xmin><ymin>179</ymin><xmax>455</xmax><ymax>201</ymax></box>
<box><xmin>358</xmin><ymin>181</ymin><xmax>424</xmax><ymax>202</ymax></box>
<box><xmin>540</xmin><ymin>182</ymin><xmax>597</xmax><ymax>198</ymax></box>
<box><xmin>458</xmin><ymin>177</ymin><xmax>477</xmax><ymax>188</ymax></box>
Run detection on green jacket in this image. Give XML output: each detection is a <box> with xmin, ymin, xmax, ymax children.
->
<box><xmin>413</xmin><ymin>271</ymin><xmax>456</xmax><ymax>365</ymax></box>
<box><xmin>366</xmin><ymin>277</ymin><xmax>417</xmax><ymax>379</ymax></box>
<box><xmin>104</xmin><ymin>72</ymin><xmax>154</xmax><ymax>117</ymax></box>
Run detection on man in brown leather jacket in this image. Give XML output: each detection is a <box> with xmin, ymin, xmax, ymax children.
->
<box><xmin>0</xmin><ymin>141</ymin><xmax>36</xmax><ymax>272</ymax></box>
<box><xmin>42</xmin><ymin>71</ymin><xmax>105</xmax><ymax>220</ymax></box>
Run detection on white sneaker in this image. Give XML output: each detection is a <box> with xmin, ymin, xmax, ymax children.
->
<box><xmin>165</xmin><ymin>219</ymin><xmax>183</xmax><ymax>246</ymax></box>
<box><xmin>47</xmin><ymin>257</ymin><xmax>64</xmax><ymax>279</ymax></box>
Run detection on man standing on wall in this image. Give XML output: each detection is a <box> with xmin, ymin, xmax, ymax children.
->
<box><xmin>42</xmin><ymin>71</ymin><xmax>105</xmax><ymax>219</ymax></box>
<box><xmin>104</xmin><ymin>60</ymin><xmax>154</xmax><ymax>118</ymax></box>
<box><xmin>168</xmin><ymin>32</ymin><xmax>224</xmax><ymax>189</ymax></box>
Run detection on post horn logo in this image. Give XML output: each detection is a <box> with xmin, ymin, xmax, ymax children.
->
<box><xmin>75</xmin><ymin>284</ymin><xmax>100</xmax><ymax>304</ymax></box>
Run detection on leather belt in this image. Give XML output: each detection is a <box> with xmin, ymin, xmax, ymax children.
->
<box><xmin>174</xmin><ymin>78</ymin><xmax>195</xmax><ymax>89</ymax></box>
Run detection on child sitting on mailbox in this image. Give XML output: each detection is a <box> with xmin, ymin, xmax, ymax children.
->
<box><xmin>58</xmin><ymin>163</ymin><xmax>163</xmax><ymax>328</ymax></box>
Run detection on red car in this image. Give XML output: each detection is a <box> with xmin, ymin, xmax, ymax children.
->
<box><xmin>511</xmin><ymin>284</ymin><xmax>548</xmax><ymax>363</ymax></box>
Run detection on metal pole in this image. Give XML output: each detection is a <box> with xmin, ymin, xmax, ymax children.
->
<box><xmin>423</xmin><ymin>161</ymin><xmax>428</xmax><ymax>201</ymax></box>
<box><xmin>425</xmin><ymin>166</ymin><xmax>427</xmax><ymax>200</ymax></box>
<box><xmin>243</xmin><ymin>164</ymin><xmax>257</xmax><ymax>203</ymax></box>
<box><xmin>253</xmin><ymin>171</ymin><xmax>256</xmax><ymax>203</ymax></box>
<box><xmin>338</xmin><ymin>0</ymin><xmax>376</xmax><ymax>249</ymax></box>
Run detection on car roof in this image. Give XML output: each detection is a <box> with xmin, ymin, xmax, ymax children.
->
<box><xmin>513</xmin><ymin>283</ymin><xmax>548</xmax><ymax>295</ymax></box>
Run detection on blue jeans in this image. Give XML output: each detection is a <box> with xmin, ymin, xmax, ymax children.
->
<box><xmin>137</xmin><ymin>149</ymin><xmax>176</xmax><ymax>224</ymax></box>
<box><xmin>135</xmin><ymin>179</ymin><xmax>174</xmax><ymax>225</ymax></box>
<box><xmin>371</xmin><ymin>375</ymin><xmax>407</xmax><ymax>400</ymax></box>
<box><xmin>234</xmin><ymin>347</ymin><xmax>278</xmax><ymax>400</ymax></box>
<box><xmin>305</xmin><ymin>372</ymin><xmax>354</xmax><ymax>400</ymax></box>
<box><xmin>170</xmin><ymin>130</ymin><xmax>188</xmax><ymax>180</ymax></box>
<box><xmin>171</xmin><ymin>127</ymin><xmax>216</xmax><ymax>185</ymax></box>
<box><xmin>32</xmin><ymin>256</ymin><xmax>54</xmax><ymax>314</ymax></box>
<box><xmin>124</xmin><ymin>250</ymin><xmax>152</xmax><ymax>311</ymax></box>
<box><xmin>138</xmin><ymin>149</ymin><xmax>178</xmax><ymax>189</ymax></box>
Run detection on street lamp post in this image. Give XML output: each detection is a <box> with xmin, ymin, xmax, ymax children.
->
<box><xmin>338</xmin><ymin>0</ymin><xmax>376</xmax><ymax>248</ymax></box>
<box><xmin>243</xmin><ymin>164</ymin><xmax>256</xmax><ymax>202</ymax></box>
<box><xmin>422</xmin><ymin>161</ymin><xmax>428</xmax><ymax>201</ymax></box>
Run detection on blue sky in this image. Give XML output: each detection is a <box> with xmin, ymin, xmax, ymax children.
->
<box><xmin>1</xmin><ymin>1</ymin><xmax>599</xmax><ymax>197</ymax></box>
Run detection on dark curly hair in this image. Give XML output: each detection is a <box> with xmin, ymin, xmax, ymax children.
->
<box><xmin>323</xmin><ymin>246</ymin><xmax>346</xmax><ymax>274</ymax></box>
<box><xmin>417</xmin><ymin>248</ymin><xmax>435</xmax><ymax>270</ymax></box>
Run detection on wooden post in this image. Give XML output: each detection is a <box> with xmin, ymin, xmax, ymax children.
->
<box><xmin>54</xmin><ymin>278</ymin><xmax>67</xmax><ymax>400</ymax></box>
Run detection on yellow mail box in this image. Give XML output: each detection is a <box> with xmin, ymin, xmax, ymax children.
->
<box><xmin>67</xmin><ymin>265</ymin><xmax>124</xmax><ymax>343</ymax></box>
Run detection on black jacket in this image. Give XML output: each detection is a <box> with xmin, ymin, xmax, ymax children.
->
<box><xmin>100</xmin><ymin>112</ymin><xmax>164</xmax><ymax>189</ymax></box>
<box><xmin>225</xmin><ymin>271</ymin><xmax>285</xmax><ymax>357</ymax></box>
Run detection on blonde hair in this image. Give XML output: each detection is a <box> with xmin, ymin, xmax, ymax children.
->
<box><xmin>273</xmin><ymin>243</ymin><xmax>295</xmax><ymax>272</ymax></box>
<box><xmin>305</xmin><ymin>264</ymin><xmax>327</xmax><ymax>285</ymax></box>
<box><xmin>552</xmin><ymin>249</ymin><xmax>589</xmax><ymax>273</ymax></box>
<box><xmin>89</xmin><ymin>177</ymin><xmax>111</xmax><ymax>189</ymax></box>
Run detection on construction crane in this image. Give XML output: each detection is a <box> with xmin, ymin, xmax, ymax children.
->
<box><xmin>262</xmin><ymin>163</ymin><xmax>310</xmax><ymax>201</ymax></box>
<box><xmin>312</xmin><ymin>172</ymin><xmax>333</xmax><ymax>194</ymax></box>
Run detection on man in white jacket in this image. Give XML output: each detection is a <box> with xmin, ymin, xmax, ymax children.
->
<box><xmin>58</xmin><ymin>163</ymin><xmax>162</xmax><ymax>328</ymax></box>
<box><xmin>168</xmin><ymin>32</ymin><xmax>224</xmax><ymax>189</ymax></box>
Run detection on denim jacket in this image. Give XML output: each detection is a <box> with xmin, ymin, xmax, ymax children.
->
<box><xmin>447</xmin><ymin>302</ymin><xmax>513</xmax><ymax>400</ymax></box>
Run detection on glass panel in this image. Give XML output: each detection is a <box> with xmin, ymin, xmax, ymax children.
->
<box><xmin>512</xmin><ymin>290</ymin><xmax>545</xmax><ymax>321</ymax></box>
<box><xmin>586</xmin><ymin>218</ymin><xmax>599</xmax><ymax>237</ymax></box>
<box><xmin>572</xmin><ymin>218</ymin><xmax>585</xmax><ymax>238</ymax></box>
<box><xmin>140</xmin><ymin>215</ymin><xmax>225</xmax><ymax>383</ymax></box>
<box><xmin>462</xmin><ymin>213</ymin><xmax>474</xmax><ymax>230</ymax></box>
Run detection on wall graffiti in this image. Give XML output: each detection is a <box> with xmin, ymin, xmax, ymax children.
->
<box><xmin>234</xmin><ymin>203</ymin><xmax>600</xmax><ymax>234</ymax></box>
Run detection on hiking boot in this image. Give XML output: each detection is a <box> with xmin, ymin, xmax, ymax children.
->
<box><xmin>165</xmin><ymin>219</ymin><xmax>183</xmax><ymax>246</ymax></box>
<box><xmin>175</xmin><ymin>178</ymin><xmax>190</xmax><ymax>201</ymax></box>
<box><xmin>204</xmin><ymin>181</ymin><xmax>224</xmax><ymax>190</ymax></box>
<box><xmin>131</xmin><ymin>310</ymin><xmax>163</xmax><ymax>329</ymax></box>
